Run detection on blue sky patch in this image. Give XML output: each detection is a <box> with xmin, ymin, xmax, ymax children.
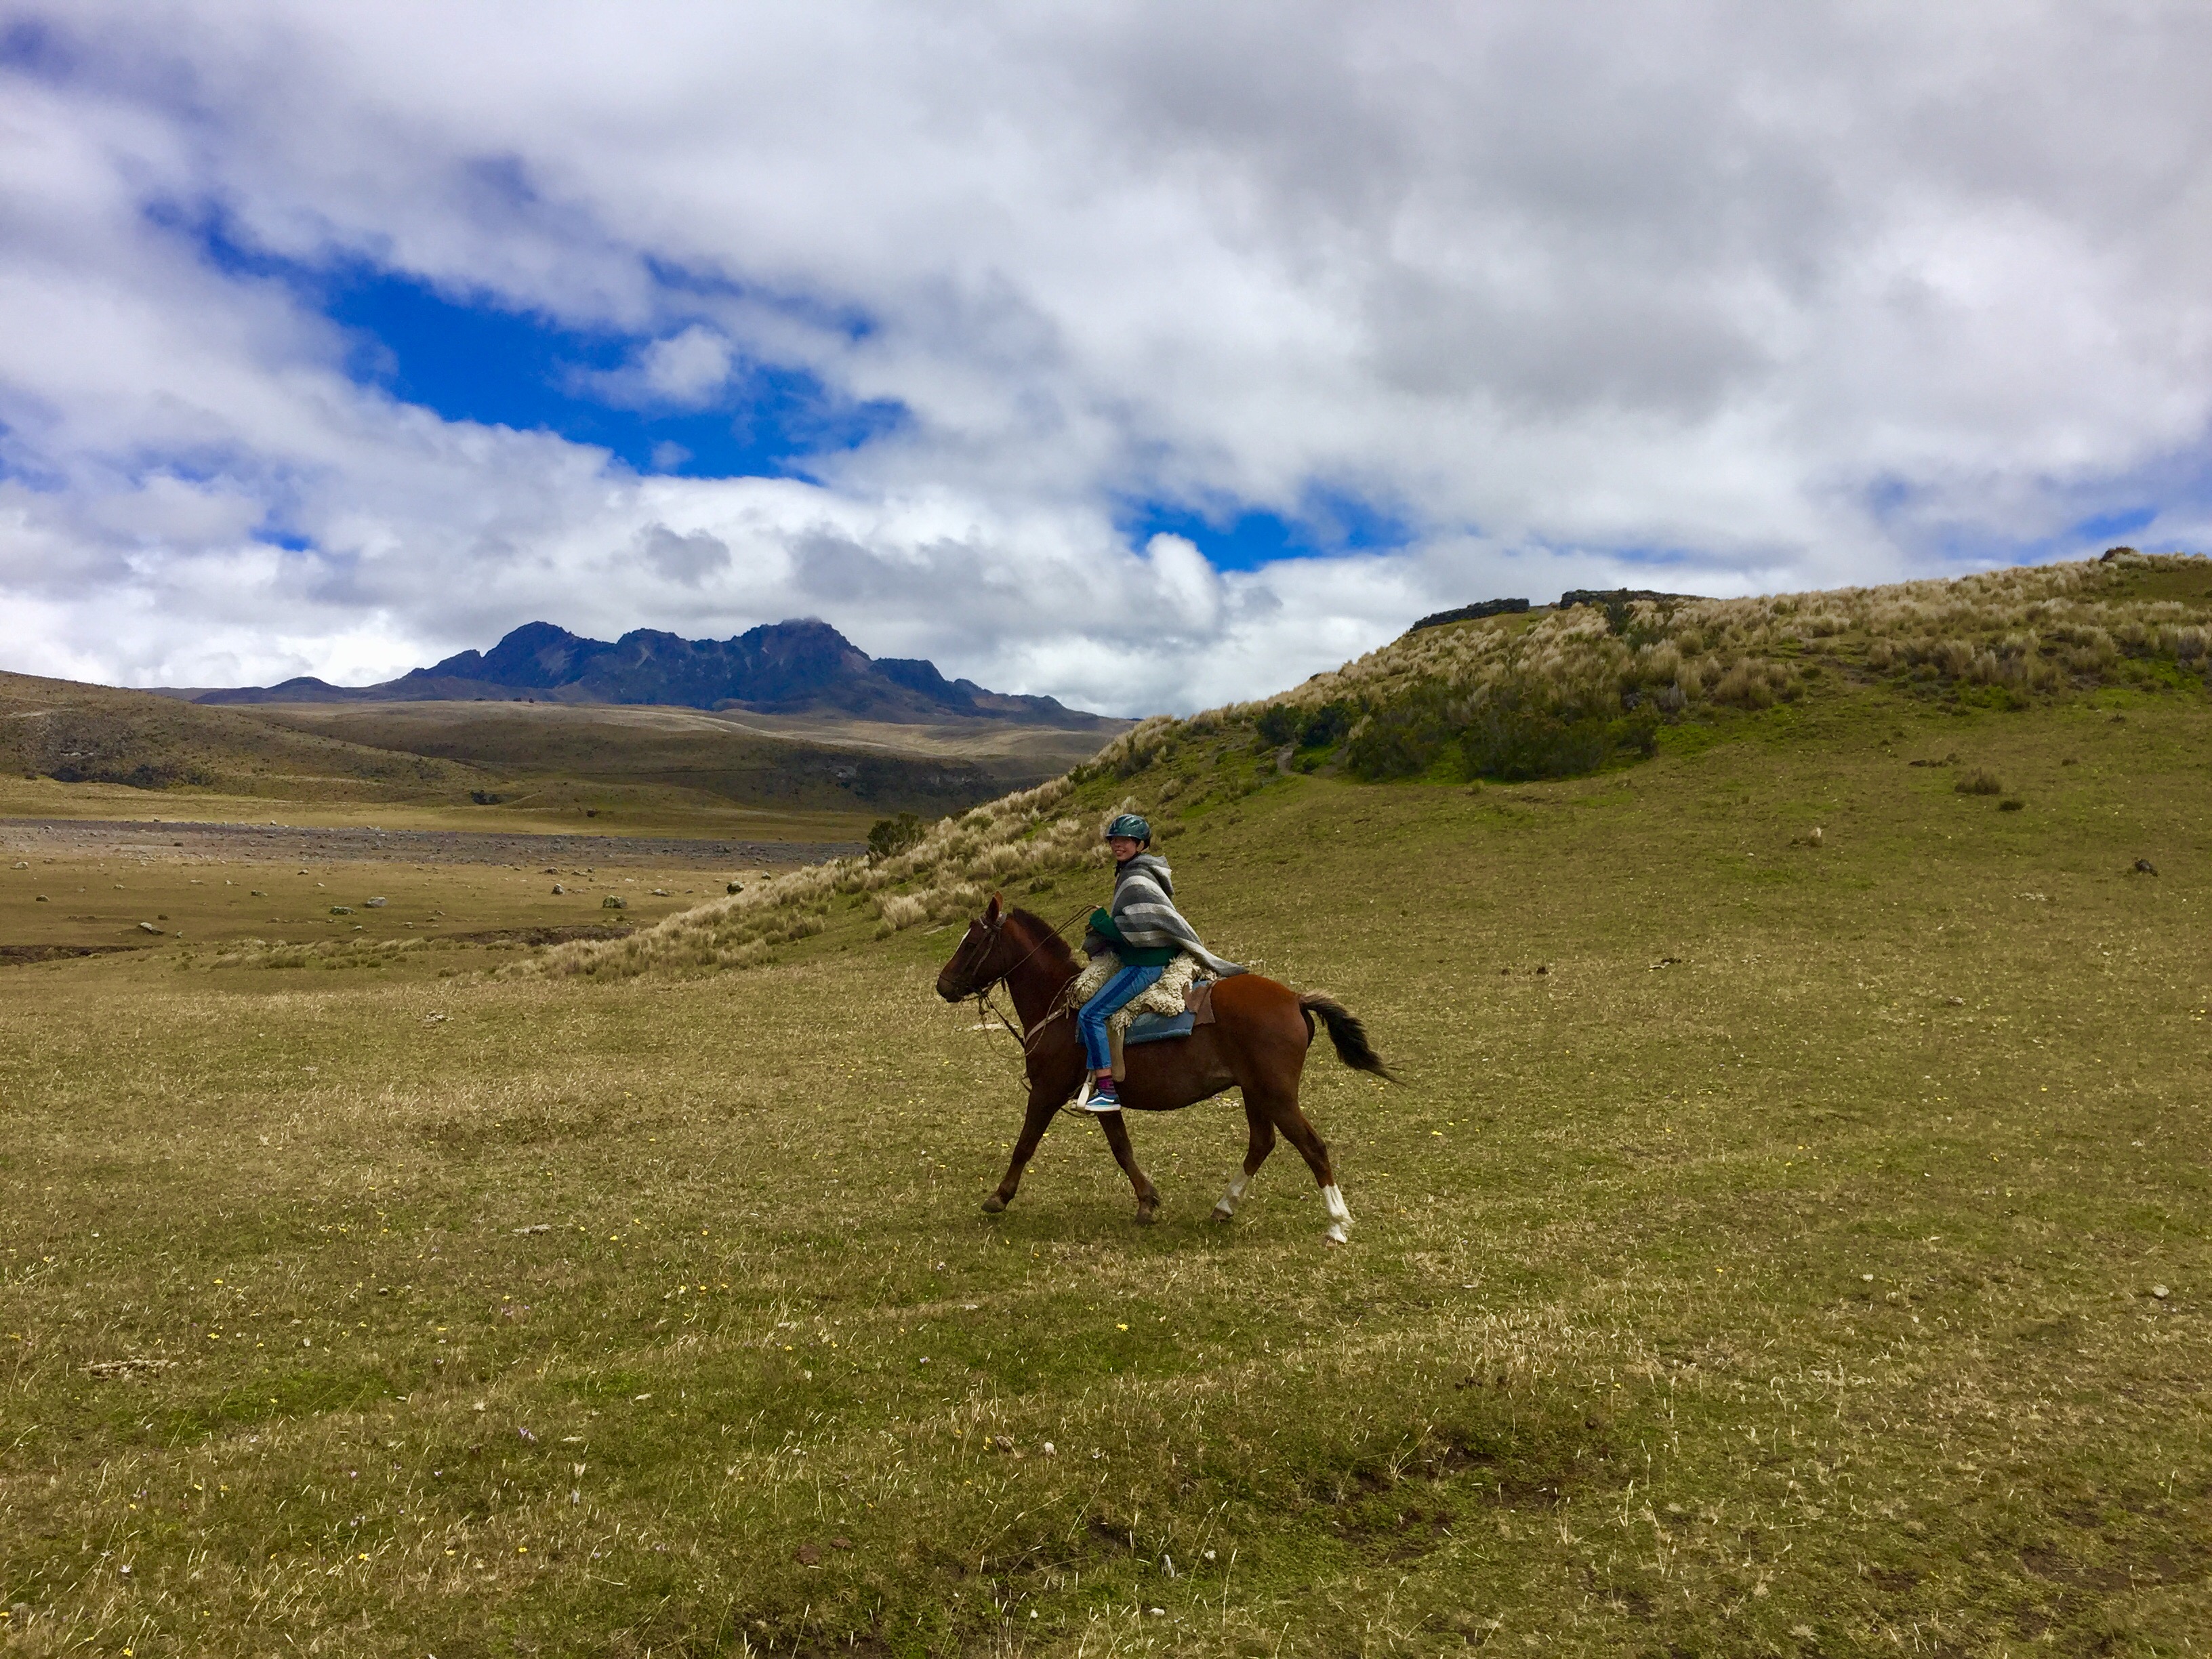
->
<box><xmin>1120</xmin><ymin>487</ymin><xmax>1415</xmax><ymax>571</ymax></box>
<box><xmin>323</xmin><ymin>270</ymin><xmax>905</xmax><ymax>478</ymax></box>
<box><xmin>0</xmin><ymin>16</ymin><xmax>75</xmax><ymax>79</ymax></box>
<box><xmin>155</xmin><ymin>203</ymin><xmax>905</xmax><ymax>482</ymax></box>
<box><xmin>2066</xmin><ymin>506</ymin><xmax>2157</xmax><ymax>544</ymax></box>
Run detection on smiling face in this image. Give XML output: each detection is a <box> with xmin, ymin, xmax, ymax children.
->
<box><xmin>1106</xmin><ymin>835</ymin><xmax>1144</xmax><ymax>864</ymax></box>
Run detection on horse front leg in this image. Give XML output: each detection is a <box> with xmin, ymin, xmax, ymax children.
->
<box><xmin>1212</xmin><ymin>1100</ymin><xmax>1276</xmax><ymax>1224</ymax></box>
<box><xmin>1096</xmin><ymin>1109</ymin><xmax>1161</xmax><ymax>1225</ymax></box>
<box><xmin>983</xmin><ymin>1089</ymin><xmax>1061</xmax><ymax>1214</ymax></box>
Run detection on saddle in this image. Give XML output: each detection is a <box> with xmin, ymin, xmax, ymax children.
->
<box><xmin>1109</xmin><ymin>979</ymin><xmax>1216</xmax><ymax>1080</ymax></box>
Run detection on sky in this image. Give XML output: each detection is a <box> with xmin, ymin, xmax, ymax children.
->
<box><xmin>3</xmin><ymin>1</ymin><xmax>2210</xmax><ymax>716</ymax></box>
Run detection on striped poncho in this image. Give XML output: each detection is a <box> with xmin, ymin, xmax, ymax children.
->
<box><xmin>1086</xmin><ymin>852</ymin><xmax>1247</xmax><ymax>979</ymax></box>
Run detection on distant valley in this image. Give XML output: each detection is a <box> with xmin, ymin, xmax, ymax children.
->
<box><xmin>4</xmin><ymin>619</ymin><xmax>1129</xmax><ymax>831</ymax></box>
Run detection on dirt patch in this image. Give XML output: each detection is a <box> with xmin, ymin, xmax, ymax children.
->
<box><xmin>0</xmin><ymin>943</ymin><xmax>146</xmax><ymax>966</ymax></box>
<box><xmin>2020</xmin><ymin>1542</ymin><xmax>2132</xmax><ymax>1593</ymax></box>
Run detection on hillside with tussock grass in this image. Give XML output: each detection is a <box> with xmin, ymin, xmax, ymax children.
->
<box><xmin>536</xmin><ymin>550</ymin><xmax>2212</xmax><ymax>983</ymax></box>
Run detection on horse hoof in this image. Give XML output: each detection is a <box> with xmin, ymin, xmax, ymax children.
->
<box><xmin>1210</xmin><ymin>1204</ymin><xmax>1235</xmax><ymax>1225</ymax></box>
<box><xmin>981</xmin><ymin>1194</ymin><xmax>1007</xmax><ymax>1214</ymax></box>
<box><xmin>1324</xmin><ymin>1223</ymin><xmax>1349</xmax><ymax>1246</ymax></box>
<box><xmin>1135</xmin><ymin>1207</ymin><xmax>1159</xmax><ymax>1227</ymax></box>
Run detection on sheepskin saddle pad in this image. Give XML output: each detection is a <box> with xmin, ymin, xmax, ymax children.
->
<box><xmin>1069</xmin><ymin>950</ymin><xmax>1213</xmax><ymax>1042</ymax></box>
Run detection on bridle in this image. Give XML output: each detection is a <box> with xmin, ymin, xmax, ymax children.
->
<box><xmin>959</xmin><ymin>903</ymin><xmax>1088</xmax><ymax>1059</ymax></box>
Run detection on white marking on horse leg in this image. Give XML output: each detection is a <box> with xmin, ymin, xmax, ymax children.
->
<box><xmin>1211</xmin><ymin>1170</ymin><xmax>1251</xmax><ymax>1221</ymax></box>
<box><xmin>1321</xmin><ymin>1183</ymin><xmax>1351</xmax><ymax>1244</ymax></box>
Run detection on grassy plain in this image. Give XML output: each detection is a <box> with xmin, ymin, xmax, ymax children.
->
<box><xmin>0</xmin><ymin>771</ymin><xmax>875</xmax><ymax>845</ymax></box>
<box><xmin>229</xmin><ymin>700</ymin><xmax>1109</xmax><ymax>823</ymax></box>
<box><xmin>0</xmin><ymin>850</ymin><xmax>756</xmax><ymax>962</ymax></box>
<box><xmin>247</xmin><ymin>699</ymin><xmax>1118</xmax><ymax>773</ymax></box>
<box><xmin>2</xmin><ymin>680</ymin><xmax>2209</xmax><ymax>1656</ymax></box>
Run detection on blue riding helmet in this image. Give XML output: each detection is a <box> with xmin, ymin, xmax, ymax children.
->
<box><xmin>1103</xmin><ymin>813</ymin><xmax>1151</xmax><ymax>844</ymax></box>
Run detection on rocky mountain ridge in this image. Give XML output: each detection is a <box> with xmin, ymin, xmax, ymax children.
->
<box><xmin>176</xmin><ymin>619</ymin><xmax>1116</xmax><ymax>729</ymax></box>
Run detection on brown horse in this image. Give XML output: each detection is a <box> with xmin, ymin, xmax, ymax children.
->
<box><xmin>935</xmin><ymin>896</ymin><xmax>1396</xmax><ymax>1243</ymax></box>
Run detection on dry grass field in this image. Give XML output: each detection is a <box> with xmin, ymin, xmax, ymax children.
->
<box><xmin>3</xmin><ymin>561</ymin><xmax>2209</xmax><ymax>1656</ymax></box>
<box><xmin>0</xmin><ymin>847</ymin><xmax>767</xmax><ymax>967</ymax></box>
<box><xmin>0</xmin><ymin>773</ymin><xmax>876</xmax><ymax>848</ymax></box>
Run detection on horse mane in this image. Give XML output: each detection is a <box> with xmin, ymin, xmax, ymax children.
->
<box><xmin>1004</xmin><ymin>907</ymin><xmax>1080</xmax><ymax>975</ymax></box>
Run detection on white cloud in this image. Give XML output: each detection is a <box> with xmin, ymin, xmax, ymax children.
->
<box><xmin>2</xmin><ymin>0</ymin><xmax>2211</xmax><ymax>713</ymax></box>
<box><xmin>635</xmin><ymin>521</ymin><xmax>731</xmax><ymax>585</ymax></box>
<box><xmin>583</xmin><ymin>324</ymin><xmax>736</xmax><ymax>408</ymax></box>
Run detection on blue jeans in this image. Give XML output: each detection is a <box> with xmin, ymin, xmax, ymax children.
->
<box><xmin>1078</xmin><ymin>964</ymin><xmax>1165</xmax><ymax>1071</ymax></box>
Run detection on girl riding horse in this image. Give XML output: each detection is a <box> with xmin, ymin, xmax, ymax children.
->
<box><xmin>937</xmin><ymin>892</ymin><xmax>1396</xmax><ymax>1244</ymax></box>
<box><xmin>1077</xmin><ymin>813</ymin><xmax>1246</xmax><ymax>1111</ymax></box>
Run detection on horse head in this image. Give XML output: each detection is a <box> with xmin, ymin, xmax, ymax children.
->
<box><xmin>935</xmin><ymin>893</ymin><xmax>1009</xmax><ymax>1002</ymax></box>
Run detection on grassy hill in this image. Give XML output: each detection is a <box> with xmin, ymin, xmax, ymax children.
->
<box><xmin>545</xmin><ymin>550</ymin><xmax>2212</xmax><ymax>977</ymax></box>
<box><xmin>1</xmin><ymin>552</ymin><xmax>2207</xmax><ymax>1655</ymax></box>
<box><xmin>0</xmin><ymin>669</ymin><xmax>491</xmax><ymax>802</ymax></box>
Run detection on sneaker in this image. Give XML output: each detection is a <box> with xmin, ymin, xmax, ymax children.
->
<box><xmin>1082</xmin><ymin>1078</ymin><xmax>1122</xmax><ymax>1113</ymax></box>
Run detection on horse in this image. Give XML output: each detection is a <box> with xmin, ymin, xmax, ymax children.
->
<box><xmin>935</xmin><ymin>896</ymin><xmax>1397</xmax><ymax>1244</ymax></box>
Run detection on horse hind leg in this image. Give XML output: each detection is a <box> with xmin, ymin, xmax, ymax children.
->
<box><xmin>1212</xmin><ymin>1100</ymin><xmax>1277</xmax><ymax>1225</ymax></box>
<box><xmin>1268</xmin><ymin>1098</ymin><xmax>1352</xmax><ymax>1246</ymax></box>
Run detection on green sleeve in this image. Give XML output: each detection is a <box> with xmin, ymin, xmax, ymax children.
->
<box><xmin>1088</xmin><ymin>906</ymin><xmax>1123</xmax><ymax>943</ymax></box>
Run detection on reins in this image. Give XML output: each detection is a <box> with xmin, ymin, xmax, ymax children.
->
<box><xmin>974</xmin><ymin>985</ymin><xmax>1035</xmax><ymax>1056</ymax></box>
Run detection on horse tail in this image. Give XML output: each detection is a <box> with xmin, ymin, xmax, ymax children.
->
<box><xmin>1298</xmin><ymin>994</ymin><xmax>1399</xmax><ymax>1082</ymax></box>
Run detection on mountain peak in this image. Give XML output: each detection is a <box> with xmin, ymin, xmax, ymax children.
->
<box><xmin>192</xmin><ymin>619</ymin><xmax>1117</xmax><ymax>730</ymax></box>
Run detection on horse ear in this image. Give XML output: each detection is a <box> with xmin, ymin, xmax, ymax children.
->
<box><xmin>986</xmin><ymin>892</ymin><xmax>1004</xmax><ymax>920</ymax></box>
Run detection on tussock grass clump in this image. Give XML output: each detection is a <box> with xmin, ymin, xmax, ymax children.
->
<box><xmin>872</xmin><ymin>892</ymin><xmax>928</xmax><ymax>935</ymax></box>
<box><xmin>1957</xmin><ymin>768</ymin><xmax>2005</xmax><ymax>796</ymax></box>
<box><xmin>211</xmin><ymin>926</ymin><xmax>627</xmax><ymax>970</ymax></box>
<box><xmin>209</xmin><ymin>935</ymin><xmax>434</xmax><ymax>970</ymax></box>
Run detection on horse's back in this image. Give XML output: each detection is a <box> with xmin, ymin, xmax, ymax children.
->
<box><xmin>1207</xmin><ymin>972</ymin><xmax>1314</xmax><ymax>1044</ymax></box>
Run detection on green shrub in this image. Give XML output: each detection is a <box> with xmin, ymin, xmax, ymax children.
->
<box><xmin>867</xmin><ymin>811</ymin><xmax>926</xmax><ymax>859</ymax></box>
<box><xmin>1343</xmin><ymin>681</ymin><xmax>1658</xmax><ymax>784</ymax></box>
<box><xmin>1460</xmin><ymin>689</ymin><xmax>1656</xmax><ymax>782</ymax></box>
<box><xmin>1298</xmin><ymin>701</ymin><xmax>1355</xmax><ymax>750</ymax></box>
<box><xmin>1343</xmin><ymin>685</ymin><xmax>1455</xmax><ymax>779</ymax></box>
